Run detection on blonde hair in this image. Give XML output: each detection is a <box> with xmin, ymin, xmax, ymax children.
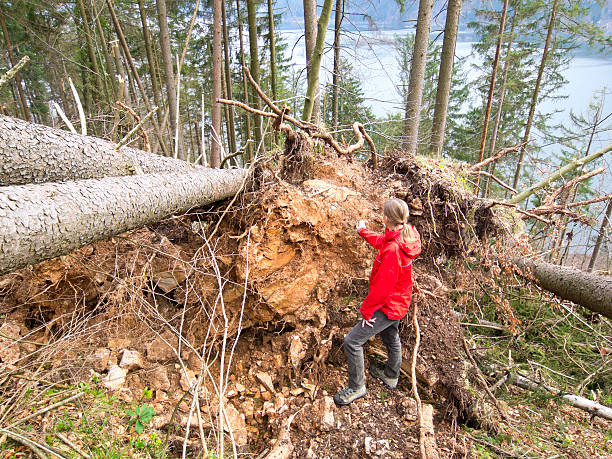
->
<box><xmin>383</xmin><ymin>198</ymin><xmax>410</xmax><ymax>241</ymax></box>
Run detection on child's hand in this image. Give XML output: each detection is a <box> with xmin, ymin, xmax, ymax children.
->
<box><xmin>361</xmin><ymin>317</ymin><xmax>376</xmax><ymax>328</ymax></box>
<box><xmin>356</xmin><ymin>220</ymin><xmax>366</xmax><ymax>231</ymax></box>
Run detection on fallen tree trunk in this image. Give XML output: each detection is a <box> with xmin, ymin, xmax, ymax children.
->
<box><xmin>0</xmin><ymin>115</ymin><xmax>196</xmax><ymax>186</ymax></box>
<box><xmin>512</xmin><ymin>257</ymin><xmax>612</xmax><ymax>320</ymax></box>
<box><xmin>512</xmin><ymin>373</ymin><xmax>612</xmax><ymax>421</ymax></box>
<box><xmin>0</xmin><ymin>168</ymin><xmax>247</xmax><ymax>275</ymax></box>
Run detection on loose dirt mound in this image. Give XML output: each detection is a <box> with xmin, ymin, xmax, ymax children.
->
<box><xmin>0</xmin><ymin>146</ymin><xmax>507</xmax><ymax>456</ymax></box>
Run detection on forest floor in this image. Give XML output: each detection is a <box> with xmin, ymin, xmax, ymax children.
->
<box><xmin>0</xmin><ymin>147</ymin><xmax>610</xmax><ymax>458</ymax></box>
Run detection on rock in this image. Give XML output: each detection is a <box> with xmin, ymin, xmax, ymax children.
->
<box><xmin>235</xmin><ymin>382</ymin><xmax>246</xmax><ymax>393</ymax></box>
<box><xmin>119</xmin><ymin>349</ymin><xmax>145</xmax><ymax>371</ymax></box>
<box><xmin>274</xmin><ymin>394</ymin><xmax>287</xmax><ymax>415</ymax></box>
<box><xmin>0</xmin><ymin>321</ymin><xmax>21</xmax><ymax>364</ymax></box>
<box><xmin>152</xmin><ymin>268</ymin><xmax>186</xmax><ymax>293</ymax></box>
<box><xmin>364</xmin><ymin>437</ymin><xmax>391</xmax><ymax>456</ymax></box>
<box><xmin>241</xmin><ymin>399</ymin><xmax>255</xmax><ymax>421</ymax></box>
<box><xmin>149</xmin><ymin>366</ymin><xmax>170</xmax><ymax>392</ymax></box>
<box><xmin>263</xmin><ymin>401</ymin><xmax>275</xmax><ymax>416</ymax></box>
<box><xmin>102</xmin><ymin>365</ymin><xmax>128</xmax><ymax>391</ymax></box>
<box><xmin>288</xmin><ymin>335</ymin><xmax>306</xmax><ymax>369</ymax></box>
<box><xmin>146</xmin><ymin>332</ymin><xmax>177</xmax><ymax>362</ymax></box>
<box><xmin>255</xmin><ymin>372</ymin><xmax>275</xmax><ymax>393</ymax></box>
<box><xmin>226</xmin><ymin>389</ymin><xmax>239</xmax><ymax>399</ymax></box>
<box><xmin>315</xmin><ymin>396</ymin><xmax>336</xmax><ymax>431</ymax></box>
<box><xmin>261</xmin><ymin>390</ymin><xmax>272</xmax><ymax>401</ymax></box>
<box><xmin>92</xmin><ymin>348</ymin><xmax>111</xmax><ymax>373</ymax></box>
<box><xmin>290</xmin><ymin>387</ymin><xmax>305</xmax><ymax>396</ymax></box>
<box><xmin>179</xmin><ymin>368</ymin><xmax>197</xmax><ymax>392</ymax></box>
<box><xmin>223</xmin><ymin>402</ymin><xmax>248</xmax><ymax>445</ymax></box>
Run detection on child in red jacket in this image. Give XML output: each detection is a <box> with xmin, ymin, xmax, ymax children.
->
<box><xmin>334</xmin><ymin>198</ymin><xmax>421</xmax><ymax>406</ymax></box>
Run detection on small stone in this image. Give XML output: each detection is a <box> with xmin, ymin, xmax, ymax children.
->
<box><xmin>290</xmin><ymin>387</ymin><xmax>305</xmax><ymax>396</ymax></box>
<box><xmin>226</xmin><ymin>389</ymin><xmax>239</xmax><ymax>399</ymax></box>
<box><xmin>179</xmin><ymin>368</ymin><xmax>197</xmax><ymax>392</ymax></box>
<box><xmin>261</xmin><ymin>390</ymin><xmax>272</xmax><ymax>401</ymax></box>
<box><xmin>119</xmin><ymin>350</ymin><xmax>145</xmax><ymax>371</ymax></box>
<box><xmin>149</xmin><ymin>366</ymin><xmax>170</xmax><ymax>391</ymax></box>
<box><xmin>263</xmin><ymin>401</ymin><xmax>275</xmax><ymax>416</ymax></box>
<box><xmin>235</xmin><ymin>382</ymin><xmax>246</xmax><ymax>393</ymax></box>
<box><xmin>241</xmin><ymin>399</ymin><xmax>254</xmax><ymax>420</ymax></box>
<box><xmin>102</xmin><ymin>365</ymin><xmax>128</xmax><ymax>391</ymax></box>
<box><xmin>316</xmin><ymin>396</ymin><xmax>336</xmax><ymax>431</ymax></box>
<box><xmin>224</xmin><ymin>402</ymin><xmax>248</xmax><ymax>445</ymax></box>
<box><xmin>91</xmin><ymin>348</ymin><xmax>111</xmax><ymax>372</ymax></box>
<box><xmin>146</xmin><ymin>333</ymin><xmax>177</xmax><ymax>362</ymax></box>
<box><xmin>255</xmin><ymin>372</ymin><xmax>275</xmax><ymax>393</ymax></box>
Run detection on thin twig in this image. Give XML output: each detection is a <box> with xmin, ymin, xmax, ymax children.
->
<box><xmin>55</xmin><ymin>432</ymin><xmax>91</xmax><ymax>459</ymax></box>
<box><xmin>410</xmin><ymin>303</ymin><xmax>426</xmax><ymax>459</ymax></box>
<box><xmin>462</xmin><ymin>337</ymin><xmax>510</xmax><ymax>422</ymax></box>
<box><xmin>52</xmin><ymin>101</ymin><xmax>77</xmax><ymax>134</ymax></box>
<box><xmin>114</xmin><ymin>106</ymin><xmax>158</xmax><ymax>151</ymax></box>
<box><xmin>8</xmin><ymin>392</ymin><xmax>85</xmax><ymax>429</ymax></box>
<box><xmin>469</xmin><ymin>141</ymin><xmax>527</xmax><ymax>172</ymax></box>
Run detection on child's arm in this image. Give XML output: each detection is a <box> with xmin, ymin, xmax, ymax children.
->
<box><xmin>360</xmin><ymin>246</ymin><xmax>401</xmax><ymax>320</ymax></box>
<box><xmin>358</xmin><ymin>227</ymin><xmax>384</xmax><ymax>249</ymax></box>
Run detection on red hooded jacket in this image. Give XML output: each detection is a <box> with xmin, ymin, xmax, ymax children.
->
<box><xmin>358</xmin><ymin>225</ymin><xmax>421</xmax><ymax>321</ymax></box>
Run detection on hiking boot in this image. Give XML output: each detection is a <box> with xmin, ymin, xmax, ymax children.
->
<box><xmin>369</xmin><ymin>363</ymin><xmax>398</xmax><ymax>389</ymax></box>
<box><xmin>333</xmin><ymin>385</ymin><xmax>366</xmax><ymax>406</ymax></box>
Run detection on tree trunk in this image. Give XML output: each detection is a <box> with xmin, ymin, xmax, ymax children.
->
<box><xmin>106</xmin><ymin>0</ymin><xmax>168</xmax><ymax>155</ymax></box>
<box><xmin>512</xmin><ymin>0</ymin><xmax>559</xmax><ymax>190</ymax></box>
<box><xmin>428</xmin><ymin>0</ymin><xmax>462</xmax><ymax>157</ymax></box>
<box><xmin>512</xmin><ymin>257</ymin><xmax>612</xmax><ymax>320</ymax></box>
<box><xmin>211</xmin><ymin>0</ymin><xmax>223</xmax><ymax>168</ymax></box>
<box><xmin>236</xmin><ymin>0</ymin><xmax>253</xmax><ymax>161</ymax></box>
<box><xmin>474</xmin><ymin>0</ymin><xmax>508</xmax><ymax>192</ymax></box>
<box><xmin>0</xmin><ymin>115</ymin><xmax>194</xmax><ymax>185</ymax></box>
<box><xmin>0</xmin><ymin>167</ymin><xmax>247</xmax><ymax>276</ymax></box>
<box><xmin>483</xmin><ymin>6</ymin><xmax>518</xmax><ymax>198</ymax></box>
<box><xmin>303</xmin><ymin>0</ymin><xmax>320</xmax><ymax>122</ymax></box>
<box><xmin>302</xmin><ymin>0</ymin><xmax>334</xmax><ymax>122</ymax></box>
<box><xmin>268</xmin><ymin>0</ymin><xmax>278</xmax><ymax>144</ymax></box>
<box><xmin>92</xmin><ymin>0</ymin><xmax>117</xmax><ymax>100</ymax></box>
<box><xmin>246</xmin><ymin>0</ymin><xmax>262</xmax><ymax>149</ymax></box>
<box><xmin>0</xmin><ymin>11</ymin><xmax>32</xmax><ymax>122</ymax></box>
<box><xmin>138</xmin><ymin>0</ymin><xmax>163</xmax><ymax>127</ymax></box>
<box><xmin>156</xmin><ymin>0</ymin><xmax>178</xmax><ymax>144</ymax></box>
<box><xmin>403</xmin><ymin>0</ymin><xmax>433</xmax><ymax>154</ymax></box>
<box><xmin>75</xmin><ymin>0</ymin><xmax>104</xmax><ymax>106</ymax></box>
<box><xmin>588</xmin><ymin>199</ymin><xmax>612</xmax><ymax>272</ymax></box>
<box><xmin>221</xmin><ymin>0</ymin><xmax>237</xmax><ymax>155</ymax></box>
<box><xmin>331</xmin><ymin>0</ymin><xmax>343</xmax><ymax>128</ymax></box>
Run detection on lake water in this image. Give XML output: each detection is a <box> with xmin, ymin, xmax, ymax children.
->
<box><xmin>279</xmin><ymin>28</ymin><xmax>612</xmax><ymax>252</ymax></box>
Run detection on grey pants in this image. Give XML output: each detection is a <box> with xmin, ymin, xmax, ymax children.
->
<box><xmin>343</xmin><ymin>309</ymin><xmax>402</xmax><ymax>389</ymax></box>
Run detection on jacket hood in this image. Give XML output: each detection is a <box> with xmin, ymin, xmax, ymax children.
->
<box><xmin>384</xmin><ymin>226</ymin><xmax>421</xmax><ymax>258</ymax></box>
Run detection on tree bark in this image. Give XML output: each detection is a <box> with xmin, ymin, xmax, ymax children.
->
<box><xmin>587</xmin><ymin>199</ymin><xmax>612</xmax><ymax>272</ymax></box>
<box><xmin>236</xmin><ymin>0</ymin><xmax>253</xmax><ymax>161</ymax></box>
<box><xmin>156</xmin><ymin>0</ymin><xmax>178</xmax><ymax>144</ymax></box>
<box><xmin>512</xmin><ymin>257</ymin><xmax>612</xmax><ymax>320</ymax></box>
<box><xmin>267</xmin><ymin>0</ymin><xmax>278</xmax><ymax>144</ymax></box>
<box><xmin>483</xmin><ymin>6</ymin><xmax>518</xmax><ymax>198</ymax></box>
<box><xmin>0</xmin><ymin>167</ymin><xmax>247</xmax><ymax>275</ymax></box>
<box><xmin>0</xmin><ymin>115</ymin><xmax>195</xmax><ymax>185</ymax></box>
<box><xmin>222</xmin><ymin>0</ymin><xmax>237</xmax><ymax>155</ymax></box>
<box><xmin>246</xmin><ymin>0</ymin><xmax>262</xmax><ymax>149</ymax></box>
<box><xmin>303</xmin><ymin>0</ymin><xmax>320</xmax><ymax>122</ymax></box>
<box><xmin>302</xmin><ymin>0</ymin><xmax>334</xmax><ymax>122</ymax></box>
<box><xmin>428</xmin><ymin>0</ymin><xmax>462</xmax><ymax>157</ymax></box>
<box><xmin>331</xmin><ymin>0</ymin><xmax>343</xmax><ymax>128</ymax></box>
<box><xmin>474</xmin><ymin>0</ymin><xmax>508</xmax><ymax>191</ymax></box>
<box><xmin>75</xmin><ymin>0</ymin><xmax>104</xmax><ymax>105</ymax></box>
<box><xmin>0</xmin><ymin>11</ymin><xmax>32</xmax><ymax>122</ymax></box>
<box><xmin>138</xmin><ymin>0</ymin><xmax>163</xmax><ymax>128</ymax></box>
<box><xmin>403</xmin><ymin>0</ymin><xmax>433</xmax><ymax>154</ymax></box>
<box><xmin>512</xmin><ymin>0</ymin><xmax>559</xmax><ymax>190</ymax></box>
<box><xmin>211</xmin><ymin>0</ymin><xmax>223</xmax><ymax>168</ymax></box>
